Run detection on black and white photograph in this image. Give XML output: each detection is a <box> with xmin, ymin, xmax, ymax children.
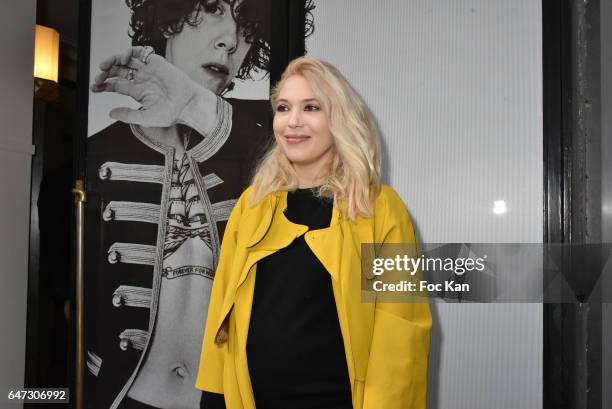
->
<box><xmin>84</xmin><ymin>1</ymin><xmax>275</xmax><ymax>408</ymax></box>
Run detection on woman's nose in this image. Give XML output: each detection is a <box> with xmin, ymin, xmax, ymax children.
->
<box><xmin>214</xmin><ymin>15</ymin><xmax>239</xmax><ymax>54</ymax></box>
<box><xmin>288</xmin><ymin>109</ymin><xmax>303</xmax><ymax>128</ymax></box>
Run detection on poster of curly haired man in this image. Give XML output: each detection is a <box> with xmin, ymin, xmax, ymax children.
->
<box><xmin>82</xmin><ymin>0</ymin><xmax>296</xmax><ymax>408</ymax></box>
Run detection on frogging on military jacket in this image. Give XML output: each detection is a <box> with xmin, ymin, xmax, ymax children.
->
<box><xmin>84</xmin><ymin>98</ymin><xmax>271</xmax><ymax>409</ymax></box>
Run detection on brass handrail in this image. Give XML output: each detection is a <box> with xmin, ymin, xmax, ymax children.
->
<box><xmin>72</xmin><ymin>180</ymin><xmax>86</xmax><ymax>409</ymax></box>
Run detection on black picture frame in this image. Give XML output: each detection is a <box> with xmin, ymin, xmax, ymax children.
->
<box><xmin>542</xmin><ymin>1</ymin><xmax>604</xmax><ymax>408</ymax></box>
<box><xmin>68</xmin><ymin>1</ymin><xmax>310</xmax><ymax>406</ymax></box>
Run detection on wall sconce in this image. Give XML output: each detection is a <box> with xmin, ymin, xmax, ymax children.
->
<box><xmin>34</xmin><ymin>24</ymin><xmax>60</xmax><ymax>100</ymax></box>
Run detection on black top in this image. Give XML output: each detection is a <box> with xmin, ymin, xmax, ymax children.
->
<box><xmin>246</xmin><ymin>188</ymin><xmax>352</xmax><ymax>409</ymax></box>
<box><xmin>201</xmin><ymin>188</ymin><xmax>352</xmax><ymax>409</ymax></box>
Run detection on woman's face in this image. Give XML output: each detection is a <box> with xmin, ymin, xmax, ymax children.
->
<box><xmin>165</xmin><ymin>1</ymin><xmax>251</xmax><ymax>94</ymax></box>
<box><xmin>273</xmin><ymin>75</ymin><xmax>334</xmax><ymax>179</ymax></box>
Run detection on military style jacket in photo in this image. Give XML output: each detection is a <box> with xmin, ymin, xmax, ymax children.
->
<box><xmin>84</xmin><ymin>98</ymin><xmax>270</xmax><ymax>409</ymax></box>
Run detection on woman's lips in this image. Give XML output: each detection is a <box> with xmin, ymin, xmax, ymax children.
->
<box><xmin>284</xmin><ymin>134</ymin><xmax>310</xmax><ymax>144</ymax></box>
<box><xmin>202</xmin><ymin>63</ymin><xmax>229</xmax><ymax>77</ymax></box>
<box><xmin>200</xmin><ymin>64</ymin><xmax>230</xmax><ymax>93</ymax></box>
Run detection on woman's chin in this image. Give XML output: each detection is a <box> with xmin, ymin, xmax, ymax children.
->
<box><xmin>284</xmin><ymin>153</ymin><xmax>312</xmax><ymax>165</ymax></box>
<box><xmin>192</xmin><ymin>74</ymin><xmax>227</xmax><ymax>95</ymax></box>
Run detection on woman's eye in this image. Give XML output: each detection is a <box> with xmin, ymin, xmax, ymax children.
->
<box><xmin>304</xmin><ymin>105</ymin><xmax>320</xmax><ymax>111</ymax></box>
<box><xmin>276</xmin><ymin>104</ymin><xmax>289</xmax><ymax>112</ymax></box>
<box><xmin>203</xmin><ymin>2</ymin><xmax>224</xmax><ymax>15</ymax></box>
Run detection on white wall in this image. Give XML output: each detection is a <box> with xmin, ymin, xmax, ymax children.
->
<box><xmin>307</xmin><ymin>1</ymin><xmax>543</xmax><ymax>408</ymax></box>
<box><xmin>0</xmin><ymin>1</ymin><xmax>36</xmax><ymax>406</ymax></box>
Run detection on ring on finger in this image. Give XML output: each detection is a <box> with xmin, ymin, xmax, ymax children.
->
<box><xmin>126</xmin><ymin>67</ymin><xmax>136</xmax><ymax>81</ymax></box>
<box><xmin>141</xmin><ymin>46</ymin><xmax>155</xmax><ymax>64</ymax></box>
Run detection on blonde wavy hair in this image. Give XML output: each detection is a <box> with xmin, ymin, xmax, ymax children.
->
<box><xmin>250</xmin><ymin>57</ymin><xmax>382</xmax><ymax>221</ymax></box>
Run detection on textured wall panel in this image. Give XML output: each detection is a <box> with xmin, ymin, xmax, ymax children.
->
<box><xmin>307</xmin><ymin>1</ymin><xmax>543</xmax><ymax>408</ymax></box>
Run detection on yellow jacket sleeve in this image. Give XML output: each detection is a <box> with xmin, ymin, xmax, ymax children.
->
<box><xmin>363</xmin><ymin>186</ymin><xmax>432</xmax><ymax>409</ymax></box>
<box><xmin>194</xmin><ymin>188</ymin><xmax>249</xmax><ymax>393</ymax></box>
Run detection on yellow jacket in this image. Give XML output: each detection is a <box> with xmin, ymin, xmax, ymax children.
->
<box><xmin>195</xmin><ymin>185</ymin><xmax>431</xmax><ymax>409</ymax></box>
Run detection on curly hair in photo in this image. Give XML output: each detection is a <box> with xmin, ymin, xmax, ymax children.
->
<box><xmin>126</xmin><ymin>0</ymin><xmax>316</xmax><ymax>81</ymax></box>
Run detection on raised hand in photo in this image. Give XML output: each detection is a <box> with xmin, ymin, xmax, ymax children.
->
<box><xmin>91</xmin><ymin>45</ymin><xmax>217</xmax><ymax>132</ymax></box>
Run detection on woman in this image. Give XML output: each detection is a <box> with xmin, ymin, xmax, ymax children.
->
<box><xmin>196</xmin><ymin>57</ymin><xmax>432</xmax><ymax>409</ymax></box>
